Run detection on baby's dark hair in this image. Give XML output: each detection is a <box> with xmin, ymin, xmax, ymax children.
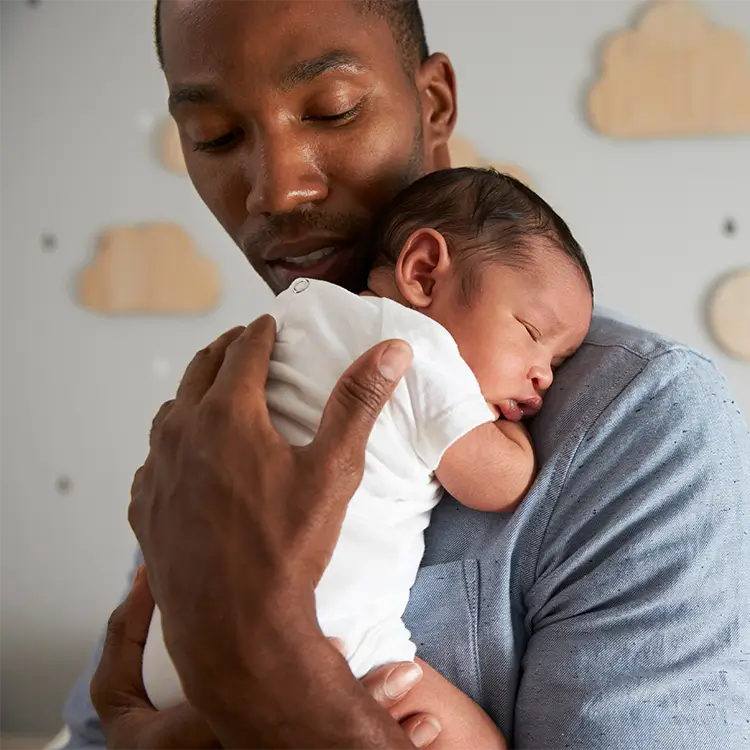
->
<box><xmin>372</xmin><ymin>167</ymin><xmax>593</xmax><ymax>299</ymax></box>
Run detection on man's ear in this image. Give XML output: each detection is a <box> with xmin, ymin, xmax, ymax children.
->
<box><xmin>416</xmin><ymin>53</ymin><xmax>457</xmax><ymax>172</ymax></box>
<box><xmin>395</xmin><ymin>229</ymin><xmax>453</xmax><ymax>308</ymax></box>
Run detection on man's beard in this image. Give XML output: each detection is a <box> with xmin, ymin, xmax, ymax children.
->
<box><xmin>398</xmin><ymin>101</ymin><xmax>428</xmax><ymax>192</ymax></box>
<box><xmin>354</xmin><ymin>117</ymin><xmax>426</xmax><ymax>284</ymax></box>
<box><xmin>243</xmin><ymin>114</ymin><xmax>427</xmax><ymax>294</ymax></box>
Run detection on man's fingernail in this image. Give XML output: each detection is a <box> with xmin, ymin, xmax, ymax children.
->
<box><xmin>410</xmin><ymin>717</ymin><xmax>441</xmax><ymax>748</ymax></box>
<box><xmin>378</xmin><ymin>342</ymin><xmax>412</xmax><ymax>382</ymax></box>
<box><xmin>384</xmin><ymin>662</ymin><xmax>423</xmax><ymax>700</ymax></box>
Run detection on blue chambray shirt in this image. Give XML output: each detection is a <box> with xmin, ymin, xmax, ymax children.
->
<box><xmin>62</xmin><ymin>313</ymin><xmax>750</xmax><ymax>749</ymax></box>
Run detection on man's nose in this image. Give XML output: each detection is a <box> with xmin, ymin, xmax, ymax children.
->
<box><xmin>529</xmin><ymin>363</ymin><xmax>554</xmax><ymax>393</ymax></box>
<box><xmin>245</xmin><ymin>130</ymin><xmax>328</xmax><ymax>216</ymax></box>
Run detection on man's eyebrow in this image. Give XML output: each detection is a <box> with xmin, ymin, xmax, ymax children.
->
<box><xmin>167</xmin><ymin>52</ymin><xmax>366</xmax><ymax>110</ymax></box>
<box><xmin>280</xmin><ymin>51</ymin><xmax>368</xmax><ymax>90</ymax></box>
<box><xmin>168</xmin><ymin>83</ymin><xmax>223</xmax><ymax>110</ymax></box>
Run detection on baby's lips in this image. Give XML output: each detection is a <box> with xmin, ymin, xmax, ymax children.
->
<box><xmin>520</xmin><ymin>396</ymin><xmax>544</xmax><ymax>418</ymax></box>
<box><xmin>499</xmin><ymin>399</ymin><xmax>523</xmax><ymax>422</ymax></box>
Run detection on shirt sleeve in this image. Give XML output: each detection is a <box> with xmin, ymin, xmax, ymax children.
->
<box><xmin>390</xmin><ymin>313</ymin><xmax>496</xmax><ymax>471</ymax></box>
<box><xmin>514</xmin><ymin>348</ymin><xmax>750</xmax><ymax>748</ymax></box>
<box><xmin>60</xmin><ymin>547</ymin><xmax>143</xmax><ymax>749</ymax></box>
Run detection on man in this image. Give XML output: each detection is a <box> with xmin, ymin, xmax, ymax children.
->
<box><xmin>63</xmin><ymin>1</ymin><xmax>750</xmax><ymax>748</ymax></box>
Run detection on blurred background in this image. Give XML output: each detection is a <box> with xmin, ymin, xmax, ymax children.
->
<box><xmin>1</xmin><ymin>0</ymin><xmax>748</xmax><ymax>739</ymax></box>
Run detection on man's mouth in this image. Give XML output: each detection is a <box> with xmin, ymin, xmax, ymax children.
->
<box><xmin>263</xmin><ymin>239</ymin><xmax>358</xmax><ymax>290</ymax></box>
<box><xmin>278</xmin><ymin>246</ymin><xmax>339</xmax><ymax>266</ymax></box>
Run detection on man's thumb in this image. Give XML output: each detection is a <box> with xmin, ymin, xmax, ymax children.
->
<box><xmin>105</xmin><ymin>564</ymin><xmax>155</xmax><ymax>649</ymax></box>
<box><xmin>91</xmin><ymin>565</ymin><xmax>155</xmax><ymax>715</ymax></box>
<box><xmin>314</xmin><ymin>340</ymin><xmax>412</xmax><ymax>466</ymax></box>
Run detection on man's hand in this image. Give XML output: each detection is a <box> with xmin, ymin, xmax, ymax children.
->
<box><xmin>91</xmin><ymin>565</ymin><xmax>440</xmax><ymax>748</ymax></box>
<box><xmin>90</xmin><ymin>564</ymin><xmax>220</xmax><ymax>750</ymax></box>
<box><xmin>128</xmin><ymin>316</ymin><xmax>417</xmax><ymax>747</ymax></box>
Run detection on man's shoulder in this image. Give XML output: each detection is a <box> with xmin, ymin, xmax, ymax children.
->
<box><xmin>577</xmin><ymin>309</ymin><xmax>726</xmax><ymax>396</ymax></box>
<box><xmin>582</xmin><ymin>310</ymin><xmax>740</xmax><ymax>420</ymax></box>
<box><xmin>586</xmin><ymin>308</ymin><xmax>703</xmax><ymax>364</ymax></box>
<box><xmin>532</xmin><ymin>310</ymin><xmax>744</xmax><ymax>461</ymax></box>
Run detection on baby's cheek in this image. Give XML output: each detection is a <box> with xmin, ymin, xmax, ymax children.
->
<box><xmin>487</xmin><ymin>350</ymin><xmax>525</xmax><ymax>391</ymax></box>
<box><xmin>471</xmin><ymin>354</ymin><xmax>508</xmax><ymax>396</ymax></box>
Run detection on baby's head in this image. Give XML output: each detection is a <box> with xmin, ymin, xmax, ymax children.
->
<box><xmin>368</xmin><ymin>167</ymin><xmax>593</xmax><ymax>420</ymax></box>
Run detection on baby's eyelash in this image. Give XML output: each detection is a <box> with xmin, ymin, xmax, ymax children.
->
<box><xmin>523</xmin><ymin>321</ymin><xmax>542</xmax><ymax>341</ymax></box>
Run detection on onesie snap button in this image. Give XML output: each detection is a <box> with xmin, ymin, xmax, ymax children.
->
<box><xmin>292</xmin><ymin>278</ymin><xmax>310</xmax><ymax>294</ymax></box>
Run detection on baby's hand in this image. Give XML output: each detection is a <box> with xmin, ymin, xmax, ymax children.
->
<box><xmin>376</xmin><ymin>657</ymin><xmax>507</xmax><ymax>750</ymax></box>
<box><xmin>494</xmin><ymin>418</ymin><xmax>533</xmax><ymax>450</ymax></box>
<box><xmin>360</xmin><ymin>661</ymin><xmax>440</xmax><ymax>748</ymax></box>
<box><xmin>329</xmin><ymin>639</ymin><xmax>439</xmax><ymax>747</ymax></box>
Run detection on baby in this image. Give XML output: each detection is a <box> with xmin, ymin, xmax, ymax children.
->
<box><xmin>142</xmin><ymin>167</ymin><xmax>593</xmax><ymax>747</ymax></box>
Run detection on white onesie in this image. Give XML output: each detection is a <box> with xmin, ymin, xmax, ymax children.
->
<box><xmin>142</xmin><ymin>278</ymin><xmax>495</xmax><ymax>708</ymax></box>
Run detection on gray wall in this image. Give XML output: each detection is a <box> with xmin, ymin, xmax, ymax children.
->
<box><xmin>1</xmin><ymin>0</ymin><xmax>748</xmax><ymax>734</ymax></box>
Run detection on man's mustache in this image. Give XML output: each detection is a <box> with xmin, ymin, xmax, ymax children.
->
<box><xmin>243</xmin><ymin>209</ymin><xmax>371</xmax><ymax>254</ymax></box>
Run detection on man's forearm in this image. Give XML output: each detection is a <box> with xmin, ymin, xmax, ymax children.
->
<box><xmin>179</xmin><ymin>610</ymin><xmax>413</xmax><ymax>749</ymax></box>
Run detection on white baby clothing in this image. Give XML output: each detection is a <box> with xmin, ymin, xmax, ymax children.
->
<box><xmin>143</xmin><ymin>279</ymin><xmax>495</xmax><ymax>708</ymax></box>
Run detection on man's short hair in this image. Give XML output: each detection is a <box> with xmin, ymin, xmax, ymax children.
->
<box><xmin>154</xmin><ymin>0</ymin><xmax>429</xmax><ymax>71</ymax></box>
<box><xmin>354</xmin><ymin>0</ymin><xmax>428</xmax><ymax>69</ymax></box>
<box><xmin>372</xmin><ymin>167</ymin><xmax>595</xmax><ymax>298</ymax></box>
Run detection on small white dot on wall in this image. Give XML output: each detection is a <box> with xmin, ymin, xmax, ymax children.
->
<box><xmin>136</xmin><ymin>111</ymin><xmax>156</xmax><ymax>132</ymax></box>
<box><xmin>152</xmin><ymin>357</ymin><xmax>172</xmax><ymax>380</ymax></box>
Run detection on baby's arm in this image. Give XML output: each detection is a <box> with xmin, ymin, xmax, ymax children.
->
<box><xmin>435</xmin><ymin>420</ymin><xmax>535</xmax><ymax>512</ymax></box>
<box><xmin>391</xmin><ymin>658</ymin><xmax>506</xmax><ymax>749</ymax></box>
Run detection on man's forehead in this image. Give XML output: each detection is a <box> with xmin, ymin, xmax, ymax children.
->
<box><xmin>162</xmin><ymin>0</ymin><xmax>217</xmax><ymax>28</ymax></box>
<box><xmin>160</xmin><ymin>0</ymin><xmax>390</xmax><ymax>80</ymax></box>
<box><xmin>165</xmin><ymin>0</ymin><xmax>314</xmax><ymax>18</ymax></box>
<box><xmin>162</xmin><ymin>0</ymin><xmax>368</xmax><ymax>38</ymax></box>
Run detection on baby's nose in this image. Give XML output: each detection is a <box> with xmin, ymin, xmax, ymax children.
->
<box><xmin>530</xmin><ymin>364</ymin><xmax>554</xmax><ymax>393</ymax></box>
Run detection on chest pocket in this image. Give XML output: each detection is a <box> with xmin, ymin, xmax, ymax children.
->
<box><xmin>403</xmin><ymin>559</ymin><xmax>483</xmax><ymax>706</ymax></box>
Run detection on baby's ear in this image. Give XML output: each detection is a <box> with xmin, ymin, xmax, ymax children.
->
<box><xmin>395</xmin><ymin>229</ymin><xmax>453</xmax><ymax>309</ymax></box>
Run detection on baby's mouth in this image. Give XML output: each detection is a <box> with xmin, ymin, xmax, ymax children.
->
<box><xmin>498</xmin><ymin>400</ymin><xmax>523</xmax><ymax>422</ymax></box>
<box><xmin>498</xmin><ymin>397</ymin><xmax>543</xmax><ymax>421</ymax></box>
<box><xmin>519</xmin><ymin>396</ymin><xmax>543</xmax><ymax>418</ymax></box>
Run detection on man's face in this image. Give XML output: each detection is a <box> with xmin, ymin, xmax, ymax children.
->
<box><xmin>160</xmin><ymin>0</ymin><xmax>457</xmax><ymax>294</ymax></box>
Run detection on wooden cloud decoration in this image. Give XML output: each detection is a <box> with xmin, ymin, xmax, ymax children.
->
<box><xmin>706</xmin><ymin>267</ymin><xmax>750</xmax><ymax>362</ymax></box>
<box><xmin>447</xmin><ymin>135</ymin><xmax>532</xmax><ymax>186</ymax></box>
<box><xmin>78</xmin><ymin>223</ymin><xmax>221</xmax><ymax>315</ymax></box>
<box><xmin>588</xmin><ymin>0</ymin><xmax>750</xmax><ymax>138</ymax></box>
